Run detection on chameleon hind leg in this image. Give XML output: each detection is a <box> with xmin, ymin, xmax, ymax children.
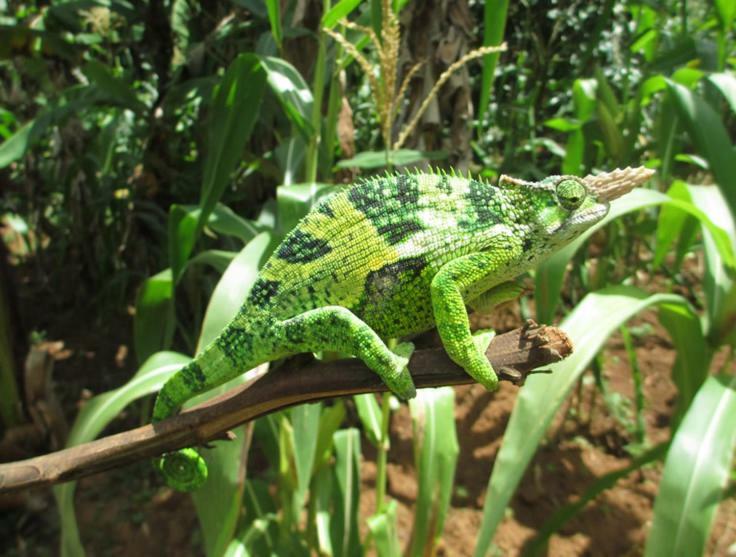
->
<box><xmin>431</xmin><ymin>245</ymin><xmax>521</xmax><ymax>391</ymax></box>
<box><xmin>277</xmin><ymin>306</ymin><xmax>416</xmax><ymax>400</ymax></box>
<box><xmin>467</xmin><ymin>281</ymin><xmax>524</xmax><ymax>315</ymax></box>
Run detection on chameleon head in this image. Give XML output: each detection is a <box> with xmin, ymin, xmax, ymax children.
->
<box><xmin>500</xmin><ymin>166</ymin><xmax>655</xmax><ymax>247</ymax></box>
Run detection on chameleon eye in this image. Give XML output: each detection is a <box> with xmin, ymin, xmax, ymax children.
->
<box><xmin>556</xmin><ymin>179</ymin><xmax>586</xmax><ymax>210</ymax></box>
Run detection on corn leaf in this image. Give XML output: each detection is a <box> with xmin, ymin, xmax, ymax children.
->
<box><xmin>473</xmin><ymin>287</ymin><xmax>698</xmax><ymax>556</ymax></box>
<box><xmin>55</xmin><ymin>351</ymin><xmax>191</xmax><ymax>557</ymax></box>
<box><xmin>645</xmin><ymin>374</ymin><xmax>736</xmax><ymax>557</ymax></box>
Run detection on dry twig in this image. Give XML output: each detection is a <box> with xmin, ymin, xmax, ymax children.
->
<box><xmin>0</xmin><ymin>321</ymin><xmax>572</xmax><ymax>494</ymax></box>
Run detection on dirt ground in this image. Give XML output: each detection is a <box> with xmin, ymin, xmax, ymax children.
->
<box><xmin>2</xmin><ymin>305</ymin><xmax>736</xmax><ymax>556</ymax></box>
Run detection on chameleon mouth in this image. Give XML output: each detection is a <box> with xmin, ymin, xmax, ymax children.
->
<box><xmin>583</xmin><ymin>166</ymin><xmax>655</xmax><ymax>202</ymax></box>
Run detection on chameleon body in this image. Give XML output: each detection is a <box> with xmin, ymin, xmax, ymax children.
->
<box><xmin>153</xmin><ymin>167</ymin><xmax>654</xmax><ymax>490</ymax></box>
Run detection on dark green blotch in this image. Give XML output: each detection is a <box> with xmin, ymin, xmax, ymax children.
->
<box><xmin>180</xmin><ymin>361</ymin><xmax>206</xmax><ymax>391</ymax></box>
<box><xmin>363</xmin><ymin>256</ymin><xmax>426</xmax><ymax>304</ymax></box>
<box><xmin>394</xmin><ymin>174</ymin><xmax>420</xmax><ymax>205</ymax></box>
<box><xmin>467</xmin><ymin>179</ymin><xmax>499</xmax><ymax>225</ymax></box>
<box><xmin>376</xmin><ymin>218</ymin><xmax>424</xmax><ymax>245</ymax></box>
<box><xmin>248</xmin><ymin>278</ymin><xmax>280</xmax><ymax>306</ymax></box>
<box><xmin>437</xmin><ymin>174</ymin><xmax>452</xmax><ymax>194</ymax></box>
<box><xmin>217</xmin><ymin>326</ymin><xmax>252</xmax><ymax>365</ymax></box>
<box><xmin>316</xmin><ymin>200</ymin><xmax>335</xmax><ymax>218</ymax></box>
<box><xmin>276</xmin><ymin>229</ymin><xmax>332</xmax><ymax>264</ymax></box>
<box><xmin>348</xmin><ymin>175</ymin><xmax>420</xmax><ymax>227</ymax></box>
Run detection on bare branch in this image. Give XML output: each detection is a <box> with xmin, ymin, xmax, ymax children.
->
<box><xmin>0</xmin><ymin>321</ymin><xmax>571</xmax><ymax>494</ymax></box>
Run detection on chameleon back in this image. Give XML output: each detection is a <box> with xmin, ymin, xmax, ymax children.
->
<box><xmin>245</xmin><ymin>172</ymin><xmax>518</xmax><ymax>337</ymax></box>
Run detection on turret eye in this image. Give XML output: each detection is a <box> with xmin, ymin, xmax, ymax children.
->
<box><xmin>556</xmin><ymin>179</ymin><xmax>586</xmax><ymax>210</ymax></box>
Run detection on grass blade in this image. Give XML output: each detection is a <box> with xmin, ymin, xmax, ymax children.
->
<box><xmin>524</xmin><ymin>443</ymin><xmax>668</xmax><ymax>556</ymax></box>
<box><xmin>477</xmin><ymin>0</ymin><xmax>510</xmax><ymax>123</ymax></box>
<box><xmin>322</xmin><ymin>0</ymin><xmax>363</xmax><ymax>29</ymax></box>
<box><xmin>535</xmin><ymin>188</ymin><xmax>736</xmax><ymax>323</ymax></box>
<box><xmin>645</xmin><ymin>374</ymin><xmax>736</xmax><ymax>557</ymax></box>
<box><xmin>408</xmin><ymin>387</ymin><xmax>459</xmax><ymax>557</ymax></box>
<box><xmin>54</xmin><ymin>351</ymin><xmax>191</xmax><ymax>557</ymax></box>
<box><xmin>199</xmin><ymin>53</ymin><xmax>266</xmax><ymax>243</ymax></box>
<box><xmin>687</xmin><ymin>185</ymin><xmax>736</xmax><ymax>345</ymax></box>
<box><xmin>261</xmin><ymin>56</ymin><xmax>314</xmax><ymax>139</ymax></box>
<box><xmin>354</xmin><ymin>394</ymin><xmax>383</xmax><ymax>446</ymax></box>
<box><xmin>667</xmin><ymin>80</ymin><xmax>736</xmax><ymax>216</ymax></box>
<box><xmin>265</xmin><ymin>0</ymin><xmax>282</xmax><ymax>51</ymax></box>
<box><xmin>332</xmin><ymin>429</ymin><xmax>363</xmax><ymax>557</ymax></box>
<box><xmin>367</xmin><ymin>500</ymin><xmax>401</xmax><ymax>557</ymax></box>
<box><xmin>197</xmin><ymin>232</ymin><xmax>272</xmax><ymax>350</ymax></box>
<box><xmin>473</xmin><ymin>287</ymin><xmax>695</xmax><ymax>556</ymax></box>
<box><xmin>189</xmin><ymin>234</ymin><xmax>273</xmax><ymax>556</ymax></box>
<box><xmin>133</xmin><ymin>269</ymin><xmax>175</xmax><ymax>365</ymax></box>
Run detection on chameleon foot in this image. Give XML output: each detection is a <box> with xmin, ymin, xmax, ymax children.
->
<box><xmin>383</xmin><ymin>341</ymin><xmax>416</xmax><ymax>400</ymax></box>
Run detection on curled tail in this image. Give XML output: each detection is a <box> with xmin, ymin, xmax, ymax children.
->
<box><xmin>152</xmin><ymin>318</ymin><xmax>272</xmax><ymax>491</ymax></box>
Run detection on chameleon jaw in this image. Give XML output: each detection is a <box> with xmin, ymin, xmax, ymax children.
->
<box><xmin>583</xmin><ymin>166</ymin><xmax>656</xmax><ymax>202</ymax></box>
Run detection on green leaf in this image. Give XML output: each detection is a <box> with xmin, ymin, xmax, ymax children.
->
<box><xmin>197</xmin><ymin>232</ymin><xmax>272</xmax><ymax>350</ymax></box>
<box><xmin>199</xmin><ymin>53</ymin><xmax>266</xmax><ymax>240</ymax></box>
<box><xmin>408</xmin><ymin>387</ymin><xmax>459</xmax><ymax>557</ymax></box>
<box><xmin>543</xmin><ymin>117</ymin><xmax>581</xmax><ymax>132</ymax></box>
<box><xmin>367</xmin><ymin>500</ymin><xmax>401</xmax><ymax>557</ymax></box>
<box><xmin>707</xmin><ymin>72</ymin><xmax>736</xmax><ymax>114</ymax></box>
<box><xmin>535</xmin><ymin>188</ymin><xmax>736</xmax><ymax>323</ymax></box>
<box><xmin>337</xmin><ymin>149</ymin><xmax>447</xmax><ymax>169</ymax></box>
<box><xmin>714</xmin><ymin>0</ymin><xmax>736</xmax><ymax>30</ymax></box>
<box><xmin>168</xmin><ymin>204</ymin><xmax>200</xmax><ymax>282</ymax></box>
<box><xmin>313</xmin><ymin>467</ymin><xmax>336</xmax><ymax>556</ymax></box>
<box><xmin>477</xmin><ymin>0</ymin><xmax>510</xmax><ymax>123</ymax></box>
<box><xmin>667</xmin><ymin>80</ymin><xmax>736</xmax><ymax>216</ymax></box>
<box><xmin>572</xmin><ymin>78</ymin><xmax>597</xmax><ymax>122</ymax></box>
<box><xmin>186</xmin><ymin>250</ymin><xmax>237</xmax><ymax>275</ymax></box>
<box><xmin>265</xmin><ymin>0</ymin><xmax>282</xmax><ymax>50</ymax></box>
<box><xmin>133</xmin><ymin>269</ymin><xmax>175</xmax><ymax>365</ymax></box>
<box><xmin>55</xmin><ymin>351</ymin><xmax>190</xmax><ymax>557</ymax></box>
<box><xmin>82</xmin><ymin>60</ymin><xmax>146</xmax><ymax>113</ymax></box>
<box><xmin>473</xmin><ymin>287</ymin><xmax>696</xmax><ymax>556</ymax></box>
<box><xmin>0</xmin><ymin>120</ymin><xmax>34</xmax><ymax>168</ymax></box>
<box><xmin>322</xmin><ymin>0</ymin><xmax>363</xmax><ymax>29</ymax></box>
<box><xmin>260</xmin><ymin>56</ymin><xmax>314</xmax><ymax>139</ymax></box>
<box><xmin>208</xmin><ymin>203</ymin><xmax>262</xmax><ymax>243</ymax></box>
<box><xmin>688</xmin><ymin>185</ymin><xmax>736</xmax><ymax>346</ymax></box>
<box><xmin>313</xmin><ymin>401</ymin><xmax>347</xmax><ymax>472</ymax></box>
<box><xmin>290</xmin><ymin>403</ymin><xmax>322</xmax><ymax>499</ymax></box>
<box><xmin>276</xmin><ymin>182</ymin><xmax>339</xmax><ymax>235</ymax></box>
<box><xmin>653</xmin><ymin>180</ymin><xmax>697</xmax><ymax>268</ymax></box>
<box><xmin>561</xmin><ymin>129</ymin><xmax>584</xmax><ymax>176</ymax></box>
<box><xmin>332</xmin><ymin>429</ymin><xmax>363</xmax><ymax>557</ymax></box>
<box><xmin>658</xmin><ymin>302</ymin><xmax>709</xmax><ymax>417</ymax></box>
<box><xmin>353</xmin><ymin>394</ymin><xmax>383</xmax><ymax>446</ymax></box>
<box><xmin>192</xmin><ymin>426</ymin><xmax>251</xmax><ymax>557</ymax></box>
<box><xmin>645</xmin><ymin>374</ymin><xmax>736</xmax><ymax>557</ymax></box>
<box><xmin>189</xmin><ymin>234</ymin><xmax>273</xmax><ymax>556</ymax></box>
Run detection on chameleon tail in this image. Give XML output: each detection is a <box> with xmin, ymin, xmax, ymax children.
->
<box><xmin>152</xmin><ymin>319</ymin><xmax>269</xmax><ymax>491</ymax></box>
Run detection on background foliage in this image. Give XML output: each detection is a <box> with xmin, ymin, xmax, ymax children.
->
<box><xmin>1</xmin><ymin>0</ymin><xmax>735</xmax><ymax>555</ymax></box>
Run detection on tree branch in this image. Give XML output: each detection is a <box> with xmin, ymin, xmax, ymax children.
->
<box><xmin>0</xmin><ymin>321</ymin><xmax>571</xmax><ymax>493</ymax></box>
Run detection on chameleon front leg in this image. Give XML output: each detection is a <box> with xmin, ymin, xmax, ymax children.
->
<box><xmin>467</xmin><ymin>281</ymin><xmax>524</xmax><ymax>315</ymax></box>
<box><xmin>277</xmin><ymin>306</ymin><xmax>416</xmax><ymax>399</ymax></box>
<box><xmin>430</xmin><ymin>244</ymin><xmax>521</xmax><ymax>391</ymax></box>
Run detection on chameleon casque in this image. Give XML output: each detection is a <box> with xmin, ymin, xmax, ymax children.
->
<box><xmin>153</xmin><ymin>166</ymin><xmax>654</xmax><ymax>491</ymax></box>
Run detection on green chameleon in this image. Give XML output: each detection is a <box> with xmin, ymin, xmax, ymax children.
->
<box><xmin>152</xmin><ymin>166</ymin><xmax>654</xmax><ymax>490</ymax></box>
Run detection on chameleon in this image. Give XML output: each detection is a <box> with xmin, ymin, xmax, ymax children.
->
<box><xmin>152</xmin><ymin>166</ymin><xmax>654</xmax><ymax>491</ymax></box>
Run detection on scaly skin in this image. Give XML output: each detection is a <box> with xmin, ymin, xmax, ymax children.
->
<box><xmin>152</xmin><ymin>166</ymin><xmax>654</xmax><ymax>491</ymax></box>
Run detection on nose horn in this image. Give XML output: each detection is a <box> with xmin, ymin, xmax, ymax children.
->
<box><xmin>583</xmin><ymin>166</ymin><xmax>655</xmax><ymax>202</ymax></box>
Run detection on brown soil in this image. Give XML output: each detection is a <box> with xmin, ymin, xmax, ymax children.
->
<box><xmin>2</xmin><ymin>305</ymin><xmax>735</xmax><ymax>556</ymax></box>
